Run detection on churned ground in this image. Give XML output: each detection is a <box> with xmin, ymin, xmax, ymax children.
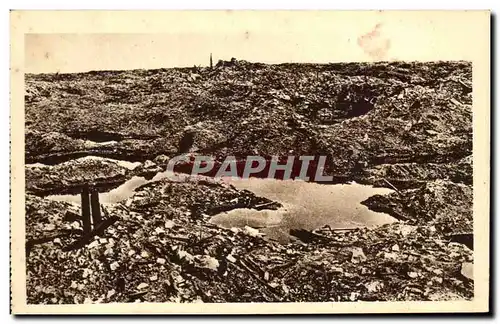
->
<box><xmin>24</xmin><ymin>60</ymin><xmax>473</xmax><ymax>303</ymax></box>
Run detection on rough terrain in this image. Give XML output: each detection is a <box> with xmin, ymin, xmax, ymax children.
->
<box><xmin>24</xmin><ymin>59</ymin><xmax>473</xmax><ymax>303</ymax></box>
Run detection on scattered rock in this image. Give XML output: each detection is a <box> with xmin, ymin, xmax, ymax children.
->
<box><xmin>408</xmin><ymin>272</ymin><xmax>419</xmax><ymax>279</ymax></box>
<box><xmin>110</xmin><ymin>262</ymin><xmax>120</xmax><ymax>271</ymax></box>
<box><xmin>137</xmin><ymin>283</ymin><xmax>149</xmax><ymax>290</ymax></box>
<box><xmin>24</xmin><ymin>61</ymin><xmax>474</xmax><ymax>304</ymax></box>
<box><xmin>243</xmin><ymin>226</ymin><xmax>262</xmax><ymax>238</ymax></box>
<box><xmin>351</xmin><ymin>247</ymin><xmax>367</xmax><ymax>264</ymax></box>
<box><xmin>461</xmin><ymin>262</ymin><xmax>473</xmax><ymax>280</ymax></box>
<box><xmin>196</xmin><ymin>255</ymin><xmax>219</xmax><ymax>271</ymax></box>
<box><xmin>143</xmin><ymin>160</ymin><xmax>156</xmax><ymax>169</ymax></box>
<box><xmin>365</xmin><ymin>281</ymin><xmax>384</xmax><ymax>293</ymax></box>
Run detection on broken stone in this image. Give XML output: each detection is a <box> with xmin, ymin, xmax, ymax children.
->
<box><xmin>398</xmin><ymin>225</ymin><xmax>417</xmax><ymax>237</ymax></box>
<box><xmin>384</xmin><ymin>252</ymin><xmax>398</xmax><ymax>260</ymax></box>
<box><xmin>432</xmin><ymin>277</ymin><xmax>443</xmax><ymax>284</ymax></box>
<box><xmin>110</xmin><ymin>261</ymin><xmax>120</xmax><ymax>271</ymax></box>
<box><xmin>331</xmin><ymin>266</ymin><xmax>344</xmax><ymax>273</ymax></box>
<box><xmin>196</xmin><ymin>255</ymin><xmax>219</xmax><ymax>271</ymax></box>
<box><xmin>461</xmin><ymin>262</ymin><xmax>473</xmax><ymax>280</ymax></box>
<box><xmin>351</xmin><ymin>247</ymin><xmax>367</xmax><ymax>264</ymax></box>
<box><xmin>164</xmin><ymin>220</ymin><xmax>175</xmax><ymax>229</ymax></box>
<box><xmin>143</xmin><ymin>160</ymin><xmax>156</xmax><ymax>169</ymax></box>
<box><xmin>82</xmin><ymin>268</ymin><xmax>92</xmax><ymax>278</ymax></box>
<box><xmin>407</xmin><ymin>272</ymin><xmax>419</xmax><ymax>278</ymax></box>
<box><xmin>425</xmin><ymin>129</ymin><xmax>439</xmax><ymax>135</ymax></box>
<box><xmin>44</xmin><ymin>224</ymin><xmax>56</xmax><ymax>231</ymax></box>
<box><xmin>243</xmin><ymin>226</ymin><xmax>262</xmax><ymax>237</ymax></box>
<box><xmin>153</xmin><ymin>154</ymin><xmax>169</xmax><ymax>165</ymax></box>
<box><xmin>24</xmin><ymin>61</ymin><xmax>474</xmax><ymax>304</ymax></box>
<box><xmin>178</xmin><ymin>250</ymin><xmax>194</xmax><ymax>262</ymax></box>
<box><xmin>107</xmin><ymin>289</ymin><xmax>116</xmax><ymax>299</ymax></box>
<box><xmin>70</xmin><ymin>221</ymin><xmax>81</xmax><ymax>229</ymax></box>
<box><xmin>87</xmin><ymin>240</ymin><xmax>99</xmax><ymax>249</ymax></box>
<box><xmin>137</xmin><ymin>283</ymin><xmax>149</xmax><ymax>290</ymax></box>
<box><xmin>365</xmin><ymin>281</ymin><xmax>384</xmax><ymax>293</ymax></box>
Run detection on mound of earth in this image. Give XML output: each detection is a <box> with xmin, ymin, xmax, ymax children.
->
<box><xmin>24</xmin><ymin>60</ymin><xmax>474</xmax><ymax>304</ymax></box>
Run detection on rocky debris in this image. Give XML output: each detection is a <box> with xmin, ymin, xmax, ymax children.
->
<box><xmin>153</xmin><ymin>154</ymin><xmax>170</xmax><ymax>168</ymax></box>
<box><xmin>25</xmin><ymin>129</ymin><xmax>176</xmax><ymax>165</ymax></box>
<box><xmin>125</xmin><ymin>176</ymin><xmax>281</xmax><ymax>220</ymax></box>
<box><xmin>25</xmin><ymin>195</ymin><xmax>83</xmax><ymax>255</ymax></box>
<box><xmin>26</xmin><ymin>156</ymin><xmax>187</xmax><ymax>197</ymax></box>
<box><xmin>314</xmin><ymin>82</ymin><xmax>472</xmax><ymax>179</ymax></box>
<box><xmin>26</xmin><ymin>174</ymin><xmax>474</xmax><ymax>304</ymax></box>
<box><xmin>26</xmin><ymin>157</ymin><xmax>133</xmax><ymax>196</ymax></box>
<box><xmin>24</xmin><ymin>60</ymin><xmax>474</xmax><ymax>304</ymax></box>
<box><xmin>350</xmin><ymin>247</ymin><xmax>367</xmax><ymax>264</ymax></box>
<box><xmin>360</xmin><ymin>155</ymin><xmax>472</xmax><ymax>188</ymax></box>
<box><xmin>134</xmin><ymin>160</ymin><xmax>163</xmax><ymax>180</ymax></box>
<box><xmin>26</xmin><ymin>60</ymin><xmax>472</xmax><ymax>187</ymax></box>
<box><xmin>26</xmin><ymin>183</ymin><xmax>474</xmax><ymax>304</ymax></box>
<box><xmin>361</xmin><ymin>180</ymin><xmax>472</xmax><ymax>235</ymax></box>
<box><xmin>25</xmin><ymin>129</ymin><xmax>89</xmax><ymax>163</ymax></box>
<box><xmin>460</xmin><ymin>262</ymin><xmax>474</xmax><ymax>281</ymax></box>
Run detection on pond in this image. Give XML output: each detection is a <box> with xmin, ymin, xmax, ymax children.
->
<box><xmin>45</xmin><ymin>159</ymin><xmax>396</xmax><ymax>243</ymax></box>
<box><xmin>210</xmin><ymin>177</ymin><xmax>396</xmax><ymax>243</ymax></box>
<box><xmin>45</xmin><ymin>169</ymin><xmax>189</xmax><ymax>205</ymax></box>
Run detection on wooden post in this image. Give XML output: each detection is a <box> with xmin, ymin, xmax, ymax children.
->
<box><xmin>81</xmin><ymin>185</ymin><xmax>91</xmax><ymax>234</ymax></box>
<box><xmin>210</xmin><ymin>53</ymin><xmax>213</xmax><ymax>69</ymax></box>
<box><xmin>90</xmin><ymin>189</ymin><xmax>102</xmax><ymax>227</ymax></box>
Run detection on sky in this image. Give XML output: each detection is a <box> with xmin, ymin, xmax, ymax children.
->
<box><xmin>23</xmin><ymin>11</ymin><xmax>488</xmax><ymax>73</ymax></box>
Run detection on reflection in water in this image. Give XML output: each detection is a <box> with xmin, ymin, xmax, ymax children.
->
<box><xmin>46</xmin><ymin>162</ymin><xmax>396</xmax><ymax>244</ymax></box>
<box><xmin>210</xmin><ymin>178</ymin><xmax>396</xmax><ymax>243</ymax></box>
<box><xmin>46</xmin><ymin>176</ymin><xmax>149</xmax><ymax>204</ymax></box>
<box><xmin>46</xmin><ymin>170</ymin><xmax>187</xmax><ymax>205</ymax></box>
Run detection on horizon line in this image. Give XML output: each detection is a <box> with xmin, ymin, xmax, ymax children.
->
<box><xmin>24</xmin><ymin>58</ymin><xmax>471</xmax><ymax>75</ymax></box>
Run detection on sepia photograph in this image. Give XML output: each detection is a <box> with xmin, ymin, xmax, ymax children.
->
<box><xmin>10</xmin><ymin>10</ymin><xmax>490</xmax><ymax>314</ymax></box>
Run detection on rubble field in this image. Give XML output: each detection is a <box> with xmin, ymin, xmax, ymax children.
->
<box><xmin>24</xmin><ymin>59</ymin><xmax>473</xmax><ymax>303</ymax></box>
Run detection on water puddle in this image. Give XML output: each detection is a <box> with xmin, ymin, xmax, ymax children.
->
<box><xmin>46</xmin><ymin>176</ymin><xmax>149</xmax><ymax>204</ymax></box>
<box><xmin>46</xmin><ymin>168</ymin><xmax>187</xmax><ymax>205</ymax></box>
<box><xmin>210</xmin><ymin>178</ymin><xmax>396</xmax><ymax>243</ymax></box>
<box><xmin>84</xmin><ymin>140</ymin><xmax>119</xmax><ymax>147</ymax></box>
<box><xmin>43</xmin><ymin>157</ymin><xmax>396</xmax><ymax>243</ymax></box>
